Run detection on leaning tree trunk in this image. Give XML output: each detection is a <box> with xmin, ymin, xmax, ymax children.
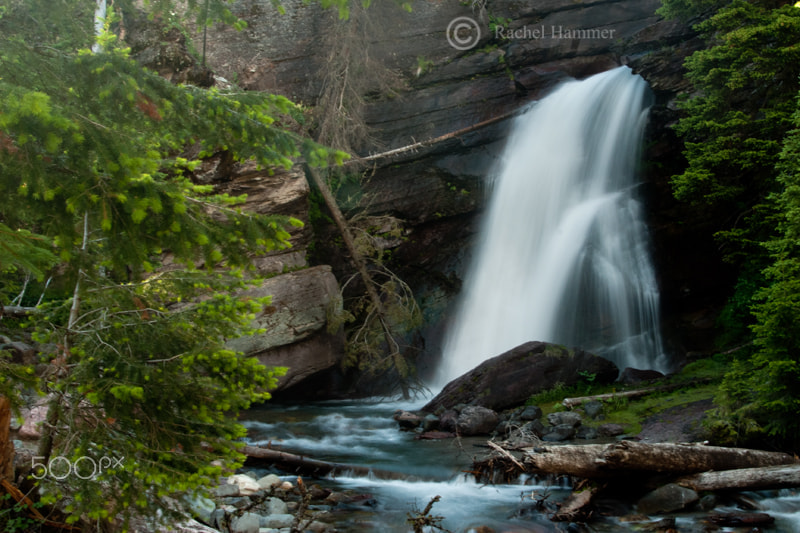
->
<box><xmin>305</xmin><ymin>166</ymin><xmax>410</xmax><ymax>399</ymax></box>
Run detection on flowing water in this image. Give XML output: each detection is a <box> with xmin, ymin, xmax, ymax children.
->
<box><xmin>243</xmin><ymin>399</ymin><xmax>567</xmax><ymax>532</ymax></box>
<box><xmin>243</xmin><ymin>400</ymin><xmax>800</xmax><ymax>532</ymax></box>
<box><xmin>436</xmin><ymin>66</ymin><xmax>668</xmax><ymax>385</ymax></box>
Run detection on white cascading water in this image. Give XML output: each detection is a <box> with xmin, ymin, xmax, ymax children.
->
<box><xmin>436</xmin><ymin>66</ymin><xmax>669</xmax><ymax>385</ymax></box>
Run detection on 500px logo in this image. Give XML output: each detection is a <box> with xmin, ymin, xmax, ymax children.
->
<box><xmin>31</xmin><ymin>455</ymin><xmax>125</xmax><ymax>480</ymax></box>
<box><xmin>446</xmin><ymin>16</ymin><xmax>481</xmax><ymax>51</ymax></box>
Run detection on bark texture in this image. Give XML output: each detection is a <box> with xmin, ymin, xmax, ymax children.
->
<box><xmin>0</xmin><ymin>396</ymin><xmax>13</xmax><ymax>481</ymax></box>
<box><xmin>677</xmin><ymin>464</ymin><xmax>800</xmax><ymax>492</ymax></box>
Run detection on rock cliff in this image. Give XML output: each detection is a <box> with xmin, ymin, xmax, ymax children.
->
<box><xmin>130</xmin><ymin>0</ymin><xmax>717</xmax><ymax>395</ymax></box>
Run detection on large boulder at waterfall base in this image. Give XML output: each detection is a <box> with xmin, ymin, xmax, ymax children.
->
<box><xmin>423</xmin><ymin>341</ymin><xmax>618</xmax><ymax>413</ymax></box>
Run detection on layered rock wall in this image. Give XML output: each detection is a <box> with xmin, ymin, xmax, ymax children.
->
<box><xmin>154</xmin><ymin>0</ymin><xmax>715</xmax><ymax>392</ymax></box>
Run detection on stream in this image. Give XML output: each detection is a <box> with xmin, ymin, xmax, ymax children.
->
<box><xmin>241</xmin><ymin>399</ymin><xmax>800</xmax><ymax>532</ymax></box>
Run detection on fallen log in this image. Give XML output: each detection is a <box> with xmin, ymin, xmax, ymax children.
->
<box><xmin>242</xmin><ymin>445</ymin><xmax>411</xmax><ymax>481</ymax></box>
<box><xmin>562</xmin><ymin>378</ymin><xmax>712</xmax><ymax>408</ymax></box>
<box><xmin>501</xmin><ymin>442</ymin><xmax>799</xmax><ymax>480</ymax></box>
<box><xmin>597</xmin><ymin>441</ymin><xmax>798</xmax><ymax>474</ymax></box>
<box><xmin>344</xmin><ymin>108</ymin><xmax>521</xmax><ymax>169</ymax></box>
<box><xmin>562</xmin><ymin>389</ymin><xmax>659</xmax><ymax>409</ymax></box>
<box><xmin>677</xmin><ymin>464</ymin><xmax>800</xmax><ymax>492</ymax></box>
<box><xmin>523</xmin><ymin>444</ymin><xmax>609</xmax><ymax>478</ymax></box>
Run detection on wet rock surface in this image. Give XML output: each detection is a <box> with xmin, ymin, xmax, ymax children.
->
<box><xmin>423</xmin><ymin>341</ymin><xmax>618</xmax><ymax>413</ymax></box>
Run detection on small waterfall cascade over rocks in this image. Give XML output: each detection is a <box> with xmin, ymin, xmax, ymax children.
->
<box><xmin>436</xmin><ymin>66</ymin><xmax>668</xmax><ymax>385</ymax></box>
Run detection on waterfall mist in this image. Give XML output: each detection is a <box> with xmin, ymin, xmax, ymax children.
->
<box><xmin>436</xmin><ymin>67</ymin><xmax>668</xmax><ymax>385</ymax></box>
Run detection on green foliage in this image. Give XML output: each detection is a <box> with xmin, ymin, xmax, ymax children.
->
<box><xmin>341</xmin><ymin>267</ymin><xmax>424</xmax><ymax>394</ymax></box>
<box><xmin>657</xmin><ymin>0</ymin><xmax>729</xmax><ymax>21</ymax></box>
<box><xmin>0</xmin><ymin>349</ymin><xmax>39</xmax><ymax>413</ymax></box>
<box><xmin>0</xmin><ymin>493</ymin><xmax>46</xmax><ymax>533</ymax></box>
<box><xmin>661</xmin><ymin>0</ymin><xmax>800</xmax><ymax>451</ymax></box>
<box><xmin>714</xmin><ymin>264</ymin><xmax>765</xmax><ymax>349</ymax></box>
<box><xmin>711</xmin><ymin>88</ymin><xmax>800</xmax><ymax>451</ymax></box>
<box><xmin>669</xmin><ymin>1</ymin><xmax>800</xmax><ymax>263</ymax></box>
<box><xmin>31</xmin><ymin>273</ymin><xmax>286</xmax><ymax>528</ymax></box>
<box><xmin>0</xmin><ymin>0</ymin><xmax>348</xmax><ymax>528</ymax></box>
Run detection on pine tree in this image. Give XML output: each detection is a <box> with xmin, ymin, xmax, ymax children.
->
<box><xmin>660</xmin><ymin>0</ymin><xmax>800</xmax><ymax>451</ymax></box>
<box><xmin>0</xmin><ymin>0</ymin><xmax>348</xmax><ymax>528</ymax></box>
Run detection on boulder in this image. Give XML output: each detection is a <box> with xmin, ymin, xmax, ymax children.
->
<box><xmin>186</xmin><ymin>494</ymin><xmax>216</xmax><ymax>524</ymax></box>
<box><xmin>636</xmin><ymin>483</ymin><xmax>699</xmax><ymax>515</ymax></box>
<box><xmin>393</xmin><ymin>410</ymin><xmax>423</xmax><ymax>430</ymax></box>
<box><xmin>215</xmin><ymin>164</ymin><xmax>312</xmax><ymax>274</ymax></box>
<box><xmin>455</xmin><ymin>406</ymin><xmax>500</xmax><ymax>436</ymax></box>
<box><xmin>264</xmin><ymin>496</ymin><xmax>289</xmax><ymax>515</ymax></box>
<box><xmin>257</xmin><ymin>473</ymin><xmax>282</xmax><ymax>490</ymax></box>
<box><xmin>213</xmin><ymin>483</ymin><xmax>240</xmax><ymax>498</ymax></box>
<box><xmin>542</xmin><ymin>424</ymin><xmax>577</xmax><ymax>442</ymax></box>
<box><xmin>518</xmin><ymin>405</ymin><xmax>543</xmax><ymax>421</ymax></box>
<box><xmin>0</xmin><ymin>340</ymin><xmax>37</xmax><ymax>365</ymax></box>
<box><xmin>438</xmin><ymin>410</ymin><xmax>458</xmax><ymax>433</ymax></box>
<box><xmin>547</xmin><ymin>412</ymin><xmax>582</xmax><ymax>428</ymax></box>
<box><xmin>598</xmin><ymin>423</ymin><xmax>627</xmax><ymax>437</ymax></box>
<box><xmin>422</xmin><ymin>413</ymin><xmax>440</xmax><ymax>432</ymax></box>
<box><xmin>225</xmin><ymin>266</ymin><xmax>345</xmax><ymax>392</ymax></box>
<box><xmin>423</xmin><ymin>341</ymin><xmax>618</xmax><ymax>413</ymax></box>
<box><xmin>227</xmin><ymin>474</ymin><xmax>261</xmax><ymax>496</ymax></box>
<box><xmin>260</xmin><ymin>513</ymin><xmax>295</xmax><ymax>529</ymax></box>
<box><xmin>583</xmin><ymin>400</ymin><xmax>604</xmax><ymax>419</ymax></box>
<box><xmin>231</xmin><ymin>512</ymin><xmax>261</xmax><ymax>533</ymax></box>
<box><xmin>17</xmin><ymin>396</ymin><xmax>51</xmax><ymax>440</ymax></box>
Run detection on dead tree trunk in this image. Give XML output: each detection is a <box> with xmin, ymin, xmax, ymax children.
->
<box><xmin>597</xmin><ymin>441</ymin><xmax>798</xmax><ymax>474</ymax></box>
<box><xmin>305</xmin><ymin>166</ymin><xmax>410</xmax><ymax>399</ymax></box>
<box><xmin>523</xmin><ymin>444</ymin><xmax>610</xmax><ymax>478</ymax></box>
<box><xmin>0</xmin><ymin>396</ymin><xmax>13</xmax><ymax>481</ymax></box>
<box><xmin>344</xmin><ymin>108</ymin><xmax>521</xmax><ymax>169</ymax></box>
<box><xmin>677</xmin><ymin>464</ymin><xmax>800</xmax><ymax>492</ymax></box>
<box><xmin>487</xmin><ymin>442</ymin><xmax>799</xmax><ymax>480</ymax></box>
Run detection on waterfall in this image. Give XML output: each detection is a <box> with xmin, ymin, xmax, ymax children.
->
<box><xmin>436</xmin><ymin>66</ymin><xmax>668</xmax><ymax>385</ymax></box>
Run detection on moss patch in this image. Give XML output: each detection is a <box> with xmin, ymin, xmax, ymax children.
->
<box><xmin>527</xmin><ymin>358</ymin><xmax>727</xmax><ymax>436</ymax></box>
